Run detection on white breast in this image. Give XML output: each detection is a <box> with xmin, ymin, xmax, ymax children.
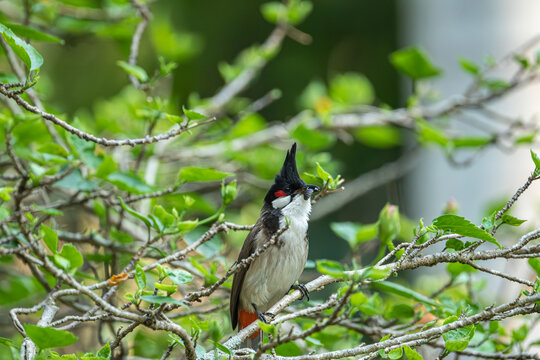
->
<box><xmin>240</xmin><ymin>195</ymin><xmax>311</xmax><ymax>312</ymax></box>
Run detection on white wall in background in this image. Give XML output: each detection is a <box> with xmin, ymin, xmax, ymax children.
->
<box><xmin>400</xmin><ymin>0</ymin><xmax>540</xmax><ymax>351</ymax></box>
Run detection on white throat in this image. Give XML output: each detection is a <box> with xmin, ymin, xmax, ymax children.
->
<box><xmin>279</xmin><ymin>194</ymin><xmax>312</xmax><ymax>235</ymax></box>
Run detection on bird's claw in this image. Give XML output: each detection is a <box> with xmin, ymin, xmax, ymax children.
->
<box><xmin>252</xmin><ymin>303</ymin><xmax>275</xmax><ymax>323</ymax></box>
<box><xmin>290</xmin><ymin>283</ymin><xmax>310</xmax><ymax>301</ymax></box>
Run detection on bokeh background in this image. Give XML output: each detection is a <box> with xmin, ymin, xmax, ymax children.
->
<box><xmin>1</xmin><ymin>0</ymin><xmax>540</xmax><ymax>356</ymax></box>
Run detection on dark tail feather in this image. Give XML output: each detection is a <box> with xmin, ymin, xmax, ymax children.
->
<box><xmin>242</xmin><ymin>332</ymin><xmax>261</xmax><ymax>350</ymax></box>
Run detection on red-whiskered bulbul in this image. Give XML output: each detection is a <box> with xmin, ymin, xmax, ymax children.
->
<box><xmin>230</xmin><ymin>143</ymin><xmax>319</xmax><ymax>346</ymax></box>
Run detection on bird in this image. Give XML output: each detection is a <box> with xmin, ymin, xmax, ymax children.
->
<box><xmin>230</xmin><ymin>143</ymin><xmax>319</xmax><ymax>348</ymax></box>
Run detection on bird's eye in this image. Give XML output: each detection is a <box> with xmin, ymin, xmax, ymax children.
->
<box><xmin>274</xmin><ymin>190</ymin><xmax>287</xmax><ymax>198</ymax></box>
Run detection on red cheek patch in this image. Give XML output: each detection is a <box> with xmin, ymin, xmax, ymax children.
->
<box><xmin>274</xmin><ymin>190</ymin><xmax>287</xmax><ymax>198</ymax></box>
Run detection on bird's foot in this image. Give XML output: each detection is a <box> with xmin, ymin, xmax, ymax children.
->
<box><xmin>252</xmin><ymin>303</ymin><xmax>275</xmax><ymax>323</ymax></box>
<box><xmin>290</xmin><ymin>283</ymin><xmax>310</xmax><ymax>301</ymax></box>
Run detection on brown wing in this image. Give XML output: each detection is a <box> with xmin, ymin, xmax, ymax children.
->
<box><xmin>230</xmin><ymin>225</ymin><xmax>260</xmax><ymax>330</ymax></box>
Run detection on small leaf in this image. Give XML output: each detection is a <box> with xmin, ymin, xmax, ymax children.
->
<box><xmin>96</xmin><ymin>342</ymin><xmax>111</xmax><ymax>359</ymax></box>
<box><xmin>329</xmin><ymin>72</ymin><xmax>374</xmax><ymax>106</ymax></box>
<box><xmin>458</xmin><ymin>57</ymin><xmax>480</xmax><ymax>75</ymax></box>
<box><xmin>316</xmin><ymin>259</ymin><xmax>344</xmax><ymax>278</ymax></box>
<box><xmin>530</xmin><ymin>149</ymin><xmax>540</xmax><ymax>177</ymax></box>
<box><xmin>6</xmin><ymin>23</ymin><xmax>64</xmax><ymax>44</ymax></box>
<box><xmin>528</xmin><ymin>258</ymin><xmax>540</xmax><ymax>276</ymax></box>
<box><xmin>432</xmin><ymin>214</ymin><xmax>500</xmax><ymax>248</ymax></box>
<box><xmin>500</xmin><ymin>214</ymin><xmax>526</xmax><ymax>227</ymax></box>
<box><xmin>135</xmin><ymin>264</ymin><xmax>146</xmax><ymax>290</ymax></box>
<box><xmin>403</xmin><ymin>345</ymin><xmax>423</xmax><ymax>360</ymax></box>
<box><xmin>442</xmin><ymin>316</ymin><xmax>475</xmax><ymax>351</ymax></box>
<box><xmin>154</xmin><ymin>205</ymin><xmax>175</xmax><ymax>228</ymax></box>
<box><xmin>0</xmin><ymin>23</ymin><xmax>43</xmax><ymax>71</ymax></box>
<box><xmin>41</xmin><ymin>224</ymin><xmax>58</xmax><ymax>253</ymax></box>
<box><xmin>258</xmin><ymin>321</ymin><xmax>277</xmax><ymax>337</ymax></box>
<box><xmin>388</xmin><ymin>304</ymin><xmax>414</xmax><ymax>319</ymax></box>
<box><xmin>447</xmin><ymin>262</ymin><xmax>477</xmax><ymax>277</ymax></box>
<box><xmin>117</xmin><ymin>60</ymin><xmax>148</xmax><ymax>82</ymax></box>
<box><xmin>370</xmin><ymin>281</ymin><xmax>439</xmax><ymax>307</ymax></box>
<box><xmin>260</xmin><ymin>2</ymin><xmax>288</xmax><ymax>24</ymax></box>
<box><xmin>182</xmin><ymin>105</ymin><xmax>206</xmax><ymax>121</ymax></box>
<box><xmin>390</xmin><ymin>46</ymin><xmax>442</xmax><ymax>79</ymax></box>
<box><xmin>178</xmin><ymin>167</ymin><xmax>233</xmax><ymax>183</ymax></box>
<box><xmin>362</xmin><ymin>266</ymin><xmax>391</xmax><ymax>281</ymax></box>
<box><xmin>107</xmin><ymin>172</ymin><xmax>153</xmax><ymax>194</ymax></box>
<box><xmin>118</xmin><ymin>197</ymin><xmax>152</xmax><ymax>229</ymax></box>
<box><xmin>177</xmin><ymin>220</ymin><xmax>199</xmax><ymax>232</ymax></box>
<box><xmin>210</xmin><ymin>340</ymin><xmax>232</xmax><ymax>355</ymax></box>
<box><xmin>59</xmin><ymin>244</ymin><xmax>84</xmax><ymax>270</ymax></box>
<box><xmin>315</xmin><ymin>162</ymin><xmax>332</xmax><ymax>183</ymax></box>
<box><xmin>166</xmin><ymin>268</ymin><xmax>194</xmax><ymax>285</ymax></box>
<box><xmin>23</xmin><ymin>324</ymin><xmax>78</xmax><ymax>349</ymax></box>
<box><xmin>154</xmin><ymin>282</ymin><xmax>177</xmax><ymax>294</ymax></box>
<box><xmin>140</xmin><ymin>295</ymin><xmax>186</xmax><ymax>307</ymax></box>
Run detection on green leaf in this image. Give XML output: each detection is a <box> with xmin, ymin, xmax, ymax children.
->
<box><xmin>500</xmin><ymin>214</ymin><xmax>526</xmax><ymax>227</ymax></box>
<box><xmin>330</xmin><ymin>222</ymin><xmax>359</xmax><ymax>247</ymax></box>
<box><xmin>447</xmin><ymin>262</ymin><xmax>477</xmax><ymax>277</ymax></box>
<box><xmin>178</xmin><ymin>167</ymin><xmax>233</xmax><ymax>183</ymax></box>
<box><xmin>117</xmin><ymin>60</ymin><xmax>148</xmax><ymax>82</ymax></box>
<box><xmin>260</xmin><ymin>2</ymin><xmax>288</xmax><ymax>24</ymax></box>
<box><xmin>154</xmin><ymin>205</ymin><xmax>175</xmax><ymax>228</ymax></box>
<box><xmin>287</xmin><ymin>0</ymin><xmax>313</xmax><ymax>25</ymax></box>
<box><xmin>316</xmin><ymin>259</ymin><xmax>344</xmax><ymax>278</ymax></box>
<box><xmin>59</xmin><ymin>244</ymin><xmax>84</xmax><ymax>270</ymax></box>
<box><xmin>528</xmin><ymin>258</ymin><xmax>540</xmax><ymax>276</ymax></box>
<box><xmin>258</xmin><ymin>320</ymin><xmax>277</xmax><ymax>337</ymax></box>
<box><xmin>54</xmin><ymin>170</ymin><xmax>97</xmax><ymax>192</ymax></box>
<box><xmin>107</xmin><ymin>172</ymin><xmax>153</xmax><ymax>194</ymax></box>
<box><xmin>370</xmin><ymin>281</ymin><xmax>439</xmax><ymax>307</ymax></box>
<box><xmin>118</xmin><ymin>197</ymin><xmax>152</xmax><ymax>229</ymax></box>
<box><xmin>329</xmin><ymin>72</ymin><xmax>374</xmax><ymax>106</ymax></box>
<box><xmin>210</xmin><ymin>340</ymin><xmax>232</xmax><ymax>356</ymax></box>
<box><xmin>41</xmin><ymin>225</ymin><xmax>58</xmax><ymax>254</ymax></box>
<box><xmin>140</xmin><ymin>295</ymin><xmax>186</xmax><ymax>307</ymax></box>
<box><xmin>403</xmin><ymin>345</ymin><xmax>423</xmax><ymax>360</ymax></box>
<box><xmin>315</xmin><ymin>162</ymin><xmax>332</xmax><ymax>183</ymax></box>
<box><xmin>23</xmin><ymin>324</ymin><xmax>78</xmax><ymax>349</ymax></box>
<box><xmin>388</xmin><ymin>304</ymin><xmax>414</xmax><ymax>319</ymax></box>
<box><xmin>530</xmin><ymin>149</ymin><xmax>540</xmax><ymax>177</ymax></box>
<box><xmin>0</xmin><ymin>23</ymin><xmax>43</xmax><ymax>71</ymax></box>
<box><xmin>354</xmin><ymin>126</ymin><xmax>402</xmax><ymax>148</ymax></box>
<box><xmin>458</xmin><ymin>57</ymin><xmax>480</xmax><ymax>75</ymax></box>
<box><xmin>135</xmin><ymin>264</ymin><xmax>146</xmax><ymax>290</ymax></box>
<box><xmin>362</xmin><ymin>266</ymin><xmax>391</xmax><ymax>281</ymax></box>
<box><xmin>96</xmin><ymin>342</ymin><xmax>111</xmax><ymax>359</ymax></box>
<box><xmin>452</xmin><ymin>136</ymin><xmax>491</xmax><ymax>148</ymax></box>
<box><xmin>291</xmin><ymin>124</ymin><xmax>335</xmax><ymax>150</ymax></box>
<box><xmin>165</xmin><ymin>268</ymin><xmax>194</xmax><ymax>285</ymax></box>
<box><xmin>182</xmin><ymin>105</ymin><xmax>206</xmax><ymax>121</ymax></box>
<box><xmin>388</xmin><ymin>347</ymin><xmax>403</xmax><ymax>360</ymax></box>
<box><xmin>6</xmin><ymin>23</ymin><xmax>64</xmax><ymax>44</ymax></box>
<box><xmin>95</xmin><ymin>156</ymin><xmax>117</xmax><ymax>179</ymax></box>
<box><xmin>154</xmin><ymin>282</ymin><xmax>177</xmax><ymax>294</ymax></box>
<box><xmin>442</xmin><ymin>316</ymin><xmax>475</xmax><ymax>351</ymax></box>
<box><xmin>177</xmin><ymin>219</ymin><xmax>199</xmax><ymax>232</ymax></box>
<box><xmin>416</xmin><ymin>119</ymin><xmax>448</xmax><ymax>147</ymax></box>
<box><xmin>390</xmin><ymin>46</ymin><xmax>442</xmax><ymax>79</ymax></box>
<box><xmin>432</xmin><ymin>214</ymin><xmax>500</xmax><ymax>248</ymax></box>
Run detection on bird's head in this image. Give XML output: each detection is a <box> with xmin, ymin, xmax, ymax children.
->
<box><xmin>264</xmin><ymin>143</ymin><xmax>320</xmax><ymax>209</ymax></box>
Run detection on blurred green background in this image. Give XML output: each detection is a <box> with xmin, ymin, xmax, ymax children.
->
<box><xmin>27</xmin><ymin>0</ymin><xmax>402</xmax><ymax>262</ymax></box>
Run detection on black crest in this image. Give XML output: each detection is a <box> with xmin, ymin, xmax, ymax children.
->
<box><xmin>264</xmin><ymin>143</ymin><xmax>306</xmax><ymax>203</ymax></box>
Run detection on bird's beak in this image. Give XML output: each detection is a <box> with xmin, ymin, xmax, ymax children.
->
<box><xmin>301</xmin><ymin>184</ymin><xmax>320</xmax><ymax>200</ymax></box>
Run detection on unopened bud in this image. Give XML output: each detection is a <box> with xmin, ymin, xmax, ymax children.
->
<box><xmin>221</xmin><ymin>180</ymin><xmax>237</xmax><ymax>206</ymax></box>
<box><xmin>378</xmin><ymin>204</ymin><xmax>400</xmax><ymax>249</ymax></box>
